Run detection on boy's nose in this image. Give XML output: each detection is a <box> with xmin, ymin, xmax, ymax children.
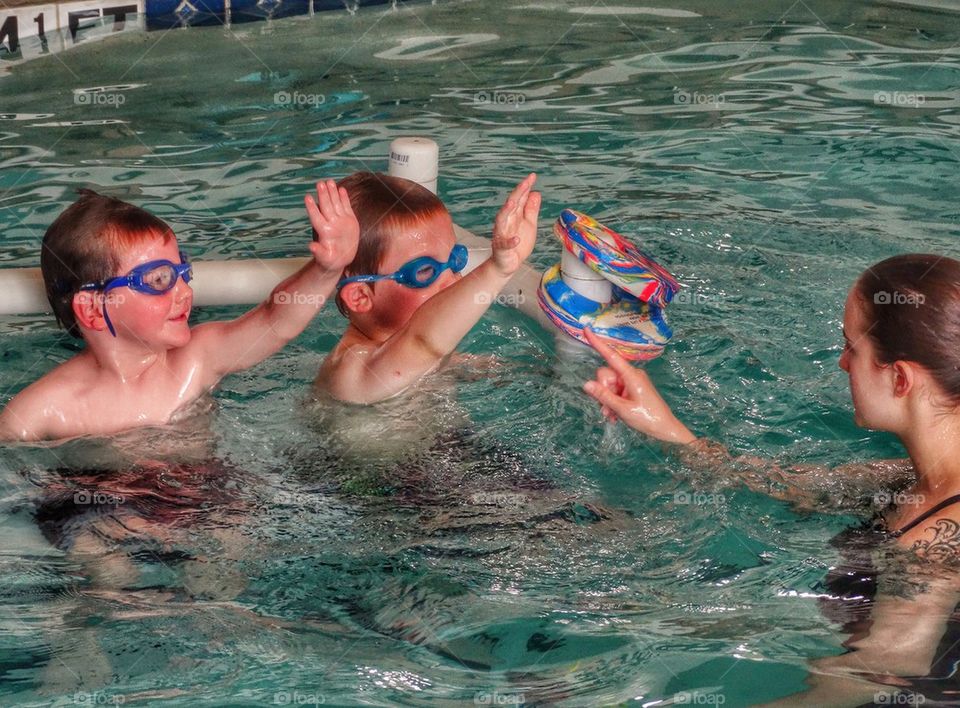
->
<box><xmin>173</xmin><ymin>277</ymin><xmax>193</xmax><ymax>303</ymax></box>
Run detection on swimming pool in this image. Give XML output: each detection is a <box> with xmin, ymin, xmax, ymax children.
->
<box><xmin>2</xmin><ymin>0</ymin><xmax>959</xmax><ymax>704</ymax></box>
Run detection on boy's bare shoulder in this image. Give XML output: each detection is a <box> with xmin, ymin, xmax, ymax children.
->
<box><xmin>0</xmin><ymin>356</ymin><xmax>95</xmax><ymax>441</ymax></box>
<box><xmin>175</xmin><ymin>319</ymin><xmax>263</xmax><ymax>384</ymax></box>
<box><xmin>315</xmin><ymin>336</ymin><xmax>380</xmax><ymax>402</ymax></box>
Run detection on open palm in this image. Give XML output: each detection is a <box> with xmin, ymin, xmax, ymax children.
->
<box><xmin>305</xmin><ymin>179</ymin><xmax>360</xmax><ymax>272</ymax></box>
<box><xmin>491</xmin><ymin>172</ymin><xmax>541</xmax><ymax>276</ymax></box>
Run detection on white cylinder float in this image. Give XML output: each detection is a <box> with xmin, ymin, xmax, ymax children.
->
<box><xmin>387</xmin><ymin>136</ymin><xmax>439</xmax><ymax>194</ymax></box>
<box><xmin>560</xmin><ymin>249</ymin><xmax>613</xmax><ymax>303</ymax></box>
<box><xmin>554</xmin><ymin>214</ymin><xmax>615</xmax><ymax>357</ymax></box>
<box><xmin>559</xmin><ymin>215</ymin><xmax>617</xmax><ymax>304</ymax></box>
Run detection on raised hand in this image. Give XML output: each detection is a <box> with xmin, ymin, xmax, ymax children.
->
<box><xmin>491</xmin><ymin>172</ymin><xmax>541</xmax><ymax>277</ymax></box>
<box><xmin>305</xmin><ymin>179</ymin><xmax>360</xmax><ymax>273</ymax></box>
<box><xmin>582</xmin><ymin>328</ymin><xmax>697</xmax><ymax>444</ymax></box>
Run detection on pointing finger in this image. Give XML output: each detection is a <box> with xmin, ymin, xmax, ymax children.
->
<box><xmin>583</xmin><ymin>327</ymin><xmax>636</xmax><ymax>379</ymax></box>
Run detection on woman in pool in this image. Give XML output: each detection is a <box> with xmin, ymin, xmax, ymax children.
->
<box><xmin>582</xmin><ymin>253</ymin><xmax>960</xmax><ymax>704</ymax></box>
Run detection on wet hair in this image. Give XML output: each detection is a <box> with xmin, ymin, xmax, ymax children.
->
<box><xmin>40</xmin><ymin>189</ymin><xmax>173</xmax><ymax>338</ymax></box>
<box><xmin>855</xmin><ymin>253</ymin><xmax>960</xmax><ymax>405</ymax></box>
<box><xmin>330</xmin><ymin>171</ymin><xmax>449</xmax><ymax>315</ymax></box>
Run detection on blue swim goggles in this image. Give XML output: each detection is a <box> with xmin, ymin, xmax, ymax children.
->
<box><xmin>78</xmin><ymin>251</ymin><xmax>193</xmax><ymax>337</ymax></box>
<box><xmin>337</xmin><ymin>244</ymin><xmax>468</xmax><ymax>290</ymax></box>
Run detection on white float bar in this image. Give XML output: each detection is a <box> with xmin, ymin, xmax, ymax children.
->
<box><xmin>0</xmin><ymin>226</ymin><xmax>551</xmax><ymax>327</ymax></box>
<box><xmin>0</xmin><ymin>267</ymin><xmax>47</xmax><ymax>316</ymax></box>
<box><xmin>0</xmin><ymin>259</ymin><xmax>309</xmax><ymax>315</ymax></box>
<box><xmin>0</xmin><ymin>135</ymin><xmax>553</xmax><ymax>331</ymax></box>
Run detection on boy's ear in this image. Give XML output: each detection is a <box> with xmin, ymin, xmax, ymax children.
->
<box><xmin>339</xmin><ymin>282</ymin><xmax>374</xmax><ymax>314</ymax></box>
<box><xmin>72</xmin><ymin>291</ymin><xmax>107</xmax><ymax>333</ymax></box>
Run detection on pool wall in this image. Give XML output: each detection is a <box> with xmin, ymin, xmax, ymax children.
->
<box><xmin>0</xmin><ymin>0</ymin><xmax>396</xmax><ymax>69</ymax></box>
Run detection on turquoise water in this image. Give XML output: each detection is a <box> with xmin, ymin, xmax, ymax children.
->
<box><xmin>1</xmin><ymin>0</ymin><xmax>960</xmax><ymax>704</ymax></box>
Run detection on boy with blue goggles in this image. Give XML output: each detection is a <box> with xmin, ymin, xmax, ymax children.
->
<box><xmin>0</xmin><ymin>181</ymin><xmax>358</xmax><ymax>442</ymax></box>
<box><xmin>316</xmin><ymin>171</ymin><xmax>540</xmax><ymax>405</ymax></box>
<box><xmin>78</xmin><ymin>251</ymin><xmax>194</xmax><ymax>337</ymax></box>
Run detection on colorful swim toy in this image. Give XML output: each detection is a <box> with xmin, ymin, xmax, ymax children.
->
<box><xmin>537</xmin><ymin>209</ymin><xmax>680</xmax><ymax>360</ymax></box>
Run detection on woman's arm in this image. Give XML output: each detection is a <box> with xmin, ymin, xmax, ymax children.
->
<box><xmin>581</xmin><ymin>329</ymin><xmax>912</xmax><ymax>510</ymax></box>
<box><xmin>762</xmin><ymin>563</ymin><xmax>960</xmax><ymax>706</ymax></box>
<box><xmin>678</xmin><ymin>443</ymin><xmax>912</xmax><ymax>511</ymax></box>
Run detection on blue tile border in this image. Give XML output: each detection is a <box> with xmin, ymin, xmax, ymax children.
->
<box><xmin>144</xmin><ymin>0</ymin><xmax>396</xmax><ymax>27</ymax></box>
<box><xmin>229</xmin><ymin>0</ymin><xmax>311</xmax><ymax>24</ymax></box>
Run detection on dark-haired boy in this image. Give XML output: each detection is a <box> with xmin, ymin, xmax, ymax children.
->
<box><xmin>0</xmin><ymin>180</ymin><xmax>357</xmax><ymax>441</ymax></box>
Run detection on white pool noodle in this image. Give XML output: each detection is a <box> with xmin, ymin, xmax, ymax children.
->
<box><xmin>0</xmin><ymin>267</ymin><xmax>46</xmax><ymax>316</ymax></box>
<box><xmin>0</xmin><ymin>259</ymin><xmax>309</xmax><ymax>315</ymax></box>
<box><xmin>0</xmin><ymin>137</ymin><xmax>552</xmax><ymax>331</ymax></box>
<box><xmin>0</xmin><ymin>231</ymin><xmax>548</xmax><ymax>325</ymax></box>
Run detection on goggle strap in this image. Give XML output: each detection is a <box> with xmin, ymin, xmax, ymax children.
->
<box><xmin>103</xmin><ymin>305</ymin><xmax>117</xmax><ymax>337</ymax></box>
<box><xmin>336</xmin><ymin>244</ymin><xmax>468</xmax><ymax>290</ymax></box>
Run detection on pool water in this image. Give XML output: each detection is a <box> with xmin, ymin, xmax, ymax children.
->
<box><xmin>2</xmin><ymin>0</ymin><xmax>960</xmax><ymax>704</ymax></box>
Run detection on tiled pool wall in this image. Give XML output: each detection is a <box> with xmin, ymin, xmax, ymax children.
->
<box><xmin>0</xmin><ymin>0</ymin><xmax>396</xmax><ymax>69</ymax></box>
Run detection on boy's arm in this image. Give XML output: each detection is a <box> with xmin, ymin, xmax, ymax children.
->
<box><xmin>190</xmin><ymin>180</ymin><xmax>359</xmax><ymax>379</ymax></box>
<box><xmin>0</xmin><ymin>374</ymin><xmax>68</xmax><ymax>442</ymax></box>
<box><xmin>0</xmin><ymin>395</ymin><xmax>37</xmax><ymax>441</ymax></box>
<box><xmin>328</xmin><ymin>173</ymin><xmax>541</xmax><ymax>404</ymax></box>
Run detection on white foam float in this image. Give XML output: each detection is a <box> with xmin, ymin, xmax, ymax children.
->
<box><xmin>0</xmin><ymin>137</ymin><xmax>553</xmax><ymax>331</ymax></box>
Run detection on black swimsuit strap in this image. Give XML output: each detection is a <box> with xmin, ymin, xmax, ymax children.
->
<box><xmin>891</xmin><ymin>493</ymin><xmax>960</xmax><ymax>538</ymax></box>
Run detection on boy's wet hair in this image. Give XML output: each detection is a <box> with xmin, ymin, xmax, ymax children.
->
<box><xmin>856</xmin><ymin>254</ymin><xmax>960</xmax><ymax>406</ymax></box>
<box><xmin>330</xmin><ymin>172</ymin><xmax>449</xmax><ymax>315</ymax></box>
<box><xmin>41</xmin><ymin>189</ymin><xmax>174</xmax><ymax>338</ymax></box>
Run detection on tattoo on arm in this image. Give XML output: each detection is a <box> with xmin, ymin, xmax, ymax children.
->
<box><xmin>912</xmin><ymin>519</ymin><xmax>960</xmax><ymax>563</ymax></box>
